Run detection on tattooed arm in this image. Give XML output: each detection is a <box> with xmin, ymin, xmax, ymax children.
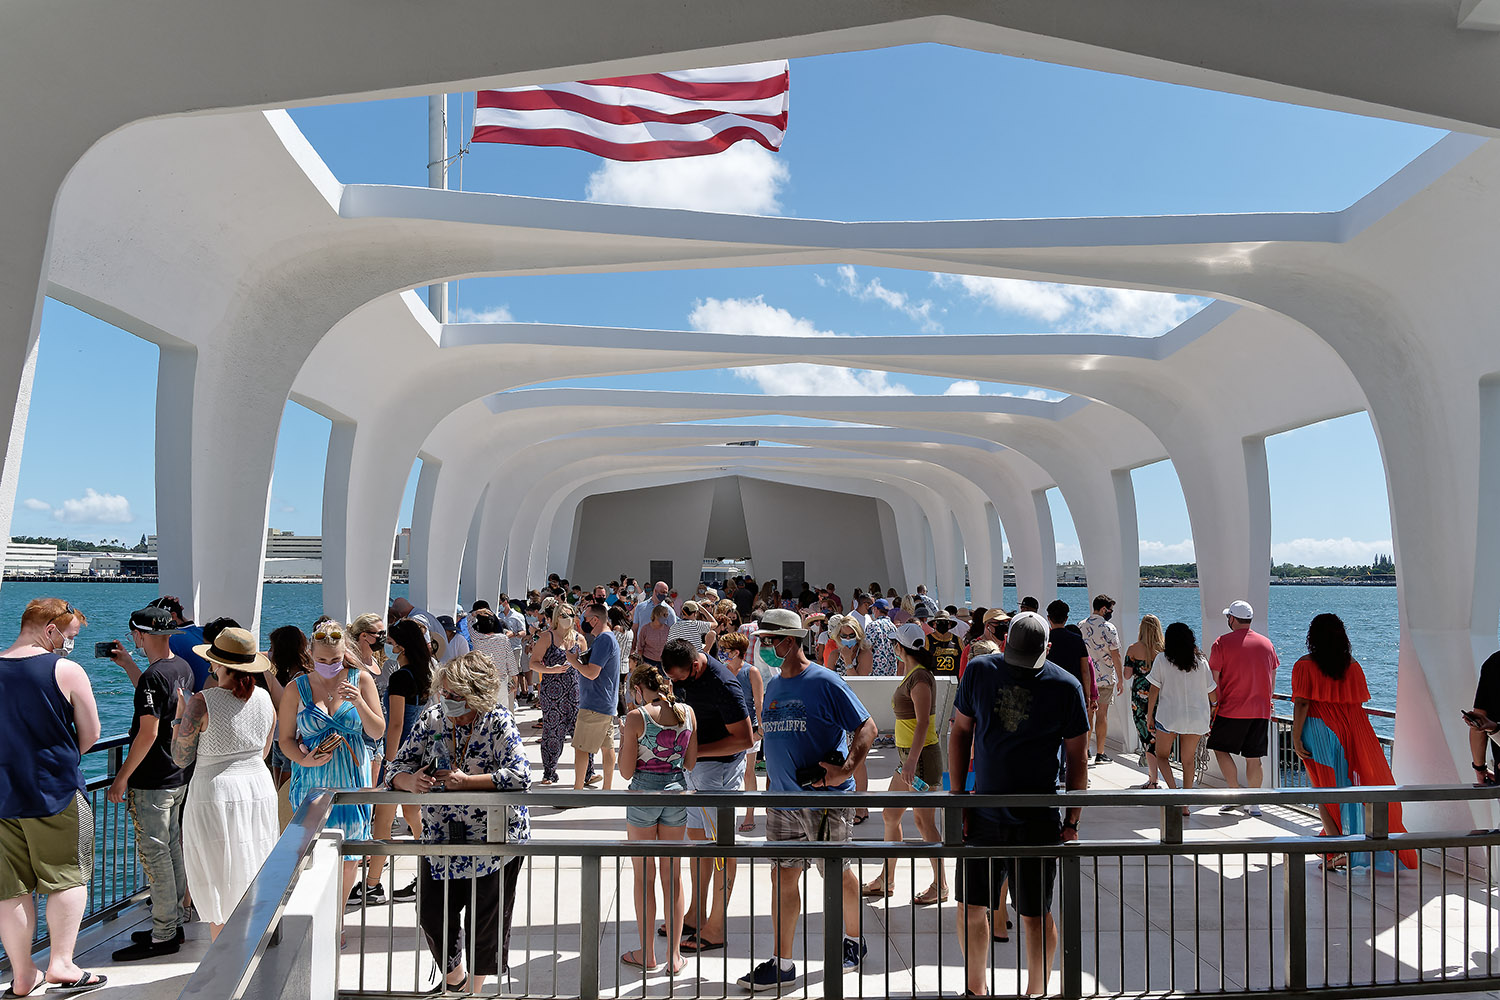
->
<box><xmin>172</xmin><ymin>691</ymin><xmax>208</xmax><ymax>768</ymax></box>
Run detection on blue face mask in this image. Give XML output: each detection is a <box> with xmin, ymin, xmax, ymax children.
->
<box><xmin>839</xmin><ymin>637</ymin><xmax>858</xmax><ymax>649</ymax></box>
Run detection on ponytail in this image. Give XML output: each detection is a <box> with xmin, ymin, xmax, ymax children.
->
<box><xmin>629</xmin><ymin>660</ymin><xmax>688</xmax><ymax>725</ymax></box>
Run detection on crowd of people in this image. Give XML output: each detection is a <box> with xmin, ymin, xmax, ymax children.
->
<box><xmin>0</xmin><ymin>575</ymin><xmax>1495</xmax><ymax>996</ymax></box>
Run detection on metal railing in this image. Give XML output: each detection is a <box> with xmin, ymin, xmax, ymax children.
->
<box><xmin>0</xmin><ymin>733</ymin><xmax>147</xmax><ymax>970</ymax></box>
<box><xmin>1269</xmin><ymin>693</ymin><xmax>1396</xmax><ymax>791</ymax></box>
<box><xmin>181</xmin><ymin>783</ymin><xmax>1500</xmax><ymax>1000</ymax></box>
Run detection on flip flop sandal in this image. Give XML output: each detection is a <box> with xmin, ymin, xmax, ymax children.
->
<box><xmin>658</xmin><ymin>922</ymin><xmax>697</xmax><ymax>938</ymax></box>
<box><xmin>620</xmin><ymin>951</ymin><xmax>661</xmax><ymax>971</ymax></box>
<box><xmin>681</xmin><ymin>934</ymin><xmax>725</xmax><ymax>953</ymax></box>
<box><xmin>5</xmin><ymin>972</ymin><xmax>44</xmax><ymax>999</ymax></box>
<box><xmin>45</xmin><ymin>974</ymin><xmax>107</xmax><ymax>997</ymax></box>
<box><xmin>738</xmin><ymin>817</ymin><xmax>756</xmax><ymax>832</ymax></box>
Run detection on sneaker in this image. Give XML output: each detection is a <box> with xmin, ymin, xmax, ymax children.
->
<box><xmin>842</xmin><ymin>937</ymin><xmax>868</xmax><ymax>970</ymax></box>
<box><xmin>739</xmin><ymin>959</ymin><xmax>797</xmax><ymax>991</ymax></box>
<box><xmin>362</xmin><ymin>882</ymin><xmax>388</xmax><ymax>905</ymax></box>
<box><xmin>1094</xmin><ymin>753</ymin><xmax>1111</xmax><ymax>764</ymax></box>
<box><xmin>111</xmin><ymin>937</ymin><xmax>181</xmax><ymax>962</ymax></box>
<box><xmin>391</xmin><ymin>879</ymin><xmax>418</xmax><ymax>902</ymax></box>
<box><xmin>1218</xmin><ymin>803</ymin><xmax>1242</xmax><ymax>815</ymax></box>
<box><xmin>1246</xmin><ymin>805</ymin><xmax>1263</xmax><ymax>817</ymax></box>
<box><xmin>130</xmin><ymin>926</ymin><xmax>185</xmax><ymax>946</ymax></box>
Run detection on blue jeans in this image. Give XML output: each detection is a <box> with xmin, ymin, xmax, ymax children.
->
<box><xmin>129</xmin><ymin>786</ymin><xmax>188</xmax><ymax>941</ymax></box>
<box><xmin>686</xmin><ymin>756</ymin><xmax>745</xmax><ymax>834</ymax></box>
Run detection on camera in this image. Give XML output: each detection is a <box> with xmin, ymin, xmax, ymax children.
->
<box><xmin>795</xmin><ymin>749</ymin><xmax>847</xmax><ymax>789</ymax></box>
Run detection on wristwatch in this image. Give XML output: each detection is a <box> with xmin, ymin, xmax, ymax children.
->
<box><xmin>1062</xmin><ymin>820</ymin><xmax>1079</xmax><ymax>831</ymax></box>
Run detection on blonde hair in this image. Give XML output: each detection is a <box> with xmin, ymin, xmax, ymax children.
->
<box><xmin>1137</xmin><ymin>614</ymin><xmax>1165</xmax><ymax>663</ymax></box>
<box><xmin>548</xmin><ymin>602</ymin><xmax>577</xmax><ymax>632</ymax></box>
<box><xmin>834</xmin><ymin>615</ymin><xmax>869</xmax><ymax>651</ymax></box>
<box><xmin>349</xmin><ymin>612</ymin><xmax>387</xmax><ymax>667</ymax></box>
<box><xmin>436</xmin><ymin>651</ymin><xmax>501</xmax><ymax>715</ymax></box>
<box><xmin>629</xmin><ymin>660</ymin><xmax>688</xmax><ymax>725</ymax></box>
<box><xmin>899</xmin><ymin>596</ymin><xmax>917</xmax><ymax>616</ymax></box>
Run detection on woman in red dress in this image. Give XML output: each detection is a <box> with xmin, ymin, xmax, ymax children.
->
<box><xmin>1291</xmin><ymin>613</ymin><xmax>1416</xmax><ymax>871</ymax></box>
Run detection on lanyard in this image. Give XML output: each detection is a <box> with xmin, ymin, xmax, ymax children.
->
<box><xmin>445</xmin><ymin>717</ymin><xmax>475</xmax><ymax>767</ymax></box>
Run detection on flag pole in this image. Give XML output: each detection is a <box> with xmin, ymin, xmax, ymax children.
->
<box><xmin>426</xmin><ymin>94</ymin><xmax>449</xmax><ymax>323</ymax></box>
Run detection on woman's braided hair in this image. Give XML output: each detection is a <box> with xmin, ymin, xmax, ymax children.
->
<box><xmin>628</xmin><ymin>660</ymin><xmax>687</xmax><ymax>725</ymax></box>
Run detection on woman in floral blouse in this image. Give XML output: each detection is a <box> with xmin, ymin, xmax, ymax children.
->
<box><xmin>387</xmin><ymin>651</ymin><xmax>531</xmax><ymax>993</ymax></box>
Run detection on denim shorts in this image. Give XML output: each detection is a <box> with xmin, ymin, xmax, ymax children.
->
<box><xmin>686</xmin><ymin>756</ymin><xmax>745</xmax><ymax>833</ymax></box>
<box><xmin>627</xmin><ymin>769</ymin><xmax>687</xmax><ymax>829</ymax></box>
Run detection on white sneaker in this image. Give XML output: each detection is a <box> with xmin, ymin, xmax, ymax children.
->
<box><xmin>1218</xmin><ymin>803</ymin><xmax>1242</xmax><ymax>815</ymax></box>
<box><xmin>1246</xmin><ymin>805</ymin><xmax>1262</xmax><ymax>817</ymax></box>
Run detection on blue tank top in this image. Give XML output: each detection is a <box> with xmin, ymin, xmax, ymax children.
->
<box><xmin>736</xmin><ymin>660</ymin><xmax>758</xmax><ymax>726</ymax></box>
<box><xmin>0</xmin><ymin>652</ymin><xmax>85</xmax><ymax>818</ymax></box>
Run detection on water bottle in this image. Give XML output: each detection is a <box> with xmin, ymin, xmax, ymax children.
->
<box><xmin>910</xmin><ymin>775</ymin><xmax>929</xmax><ymax>792</ymax></box>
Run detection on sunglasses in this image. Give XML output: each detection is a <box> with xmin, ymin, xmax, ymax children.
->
<box><xmin>312</xmin><ymin>627</ymin><xmax>345</xmax><ymax>642</ymax></box>
<box><xmin>361</xmin><ymin>630</ymin><xmax>387</xmax><ymax>643</ymax></box>
<box><xmin>49</xmin><ymin>602</ymin><xmax>79</xmax><ymax>626</ymax></box>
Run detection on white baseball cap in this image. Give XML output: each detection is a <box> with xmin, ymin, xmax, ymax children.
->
<box><xmin>1222</xmin><ymin>600</ymin><xmax>1254</xmax><ymax>620</ymax></box>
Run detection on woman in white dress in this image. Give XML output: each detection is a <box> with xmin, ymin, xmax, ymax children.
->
<box><xmin>1145</xmin><ymin>621</ymin><xmax>1218</xmax><ymax>815</ymax></box>
<box><xmin>170</xmin><ymin>628</ymin><xmax>279</xmax><ymax>941</ymax></box>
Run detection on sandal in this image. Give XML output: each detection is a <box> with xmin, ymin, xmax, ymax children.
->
<box><xmin>860</xmin><ymin>880</ymin><xmax>892</xmax><ymax>898</ymax></box>
<box><xmin>621</xmin><ymin>951</ymin><xmax>661</xmax><ymax>971</ymax></box>
<box><xmin>913</xmin><ymin>884</ymin><xmax>949</xmax><ymax>905</ymax></box>
<box><xmin>5</xmin><ymin>971</ymin><xmax>45</xmax><ymax>999</ymax></box>
<box><xmin>1321</xmin><ymin>852</ymin><xmax>1349</xmax><ymax>872</ymax></box>
<box><xmin>738</xmin><ymin>815</ymin><xmax>756</xmax><ymax>833</ymax></box>
<box><xmin>42</xmin><ymin>974</ymin><xmax>106</xmax><ymax>997</ymax></box>
<box><xmin>1132</xmin><ymin>780</ymin><xmax>1161</xmax><ymax>789</ymax></box>
<box><xmin>853</xmin><ymin>811</ymin><xmax>869</xmax><ymax>825</ymax></box>
<box><xmin>680</xmin><ymin>933</ymin><xmax>725</xmax><ymax>953</ymax></box>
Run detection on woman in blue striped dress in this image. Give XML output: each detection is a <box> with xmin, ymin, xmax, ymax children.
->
<box><xmin>277</xmin><ymin>622</ymin><xmax>384</xmax><ymax>911</ymax></box>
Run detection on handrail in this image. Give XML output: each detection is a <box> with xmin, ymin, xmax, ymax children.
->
<box><xmin>178</xmin><ymin>791</ymin><xmax>335</xmax><ymax>1000</ymax></box>
<box><xmin>336</xmin><ymin>780</ymin><xmax>1500</xmax><ymax>809</ymax></box>
<box><xmin>1272</xmin><ymin>690</ymin><xmax>1396</xmax><ymax>719</ymax></box>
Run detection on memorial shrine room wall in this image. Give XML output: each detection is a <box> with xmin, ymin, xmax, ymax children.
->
<box><xmin>570</xmin><ymin>479</ymin><xmax>717</xmax><ymax>591</ymax></box>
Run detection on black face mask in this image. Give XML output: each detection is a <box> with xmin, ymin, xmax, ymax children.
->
<box><xmin>581</xmin><ymin>620</ymin><xmax>594</xmax><ymax>635</ymax></box>
<box><xmin>1101</xmin><ymin>609</ymin><xmax>1114</xmax><ymax>621</ymax></box>
<box><xmin>935</xmin><ymin>624</ymin><xmax>951</xmax><ymax>634</ymax></box>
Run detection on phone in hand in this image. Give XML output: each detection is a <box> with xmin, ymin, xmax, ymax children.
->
<box><xmin>1462</xmin><ymin>709</ymin><xmax>1491</xmax><ymax>731</ymax></box>
<box><xmin>95</xmin><ymin>641</ymin><xmax>119</xmax><ymax>659</ymax></box>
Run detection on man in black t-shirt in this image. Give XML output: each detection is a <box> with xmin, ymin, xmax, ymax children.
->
<box><xmin>108</xmin><ymin>606</ymin><xmax>195</xmax><ymax>960</ymax></box>
<box><xmin>1467</xmin><ymin>650</ymin><xmax>1500</xmax><ymax>782</ymax></box>
<box><xmin>662</xmin><ymin>638</ymin><xmax>753</xmax><ymax>950</ymax></box>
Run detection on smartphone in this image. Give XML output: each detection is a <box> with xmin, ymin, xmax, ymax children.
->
<box><xmin>94</xmin><ymin>641</ymin><xmax>117</xmax><ymax>659</ymax></box>
<box><xmin>1462</xmin><ymin>709</ymin><xmax>1486</xmax><ymax>729</ymax></box>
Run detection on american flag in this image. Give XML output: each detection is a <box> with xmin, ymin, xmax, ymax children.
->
<box><xmin>471</xmin><ymin>61</ymin><xmax>789</xmax><ymax>161</ymax></box>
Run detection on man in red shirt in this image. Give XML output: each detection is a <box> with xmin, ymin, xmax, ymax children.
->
<box><xmin>1206</xmin><ymin>600</ymin><xmax>1279</xmax><ymax>816</ymax></box>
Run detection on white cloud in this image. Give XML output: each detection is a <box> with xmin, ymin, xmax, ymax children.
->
<box><xmin>1271</xmin><ymin>538</ymin><xmax>1394</xmax><ymax>566</ymax></box>
<box><xmin>1055</xmin><ymin>541</ymin><xmax>1084</xmax><ymax>563</ymax></box>
<box><xmin>836</xmin><ymin>265</ymin><xmax>941</xmax><ymax>332</ymax></box>
<box><xmin>453</xmin><ymin>305</ymin><xmax>514</xmax><ymax>324</ymax></box>
<box><xmin>51</xmin><ymin>489</ymin><xmax>134</xmax><ymax>525</ymax></box>
<box><xmin>586</xmin><ymin>141</ymin><xmax>790</xmax><ymax>215</ymax></box>
<box><xmin>1139</xmin><ymin>538</ymin><xmax>1197</xmax><ymax>563</ymax></box>
<box><xmin>932</xmin><ymin>274</ymin><xmax>1205</xmax><ymax>337</ymax></box>
<box><xmin>22</xmin><ymin>498</ymin><xmax>51</xmax><ymax>512</ymax></box>
<box><xmin>812</xmin><ymin>274</ymin><xmax>828</xmax><ymax>287</ymax></box>
<box><xmin>944</xmin><ymin>380</ymin><xmax>981</xmax><ymax>396</ymax></box>
<box><xmin>687</xmin><ymin>295</ymin><xmax>910</xmax><ymax>396</ymax></box>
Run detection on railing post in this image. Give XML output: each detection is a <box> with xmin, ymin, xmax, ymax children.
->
<box><xmin>1283</xmin><ymin>851</ymin><xmax>1307</xmax><ymax>992</ymax></box>
<box><xmin>716</xmin><ymin>806</ymin><xmax>735</xmax><ymax>849</ymax></box>
<box><xmin>824</xmin><ymin>848</ymin><xmax>844</xmax><ymax>1000</ymax></box>
<box><xmin>1365</xmin><ymin>801</ymin><xmax>1390</xmax><ymax>839</ymax></box>
<box><xmin>1059</xmin><ymin>854</ymin><xmax>1083</xmax><ymax>999</ymax></box>
<box><xmin>1162</xmin><ymin>805</ymin><xmax>1183</xmax><ymax>845</ymax></box>
<box><xmin>579</xmin><ymin>855</ymin><xmax>601</xmax><ymax>1000</ymax></box>
<box><xmin>944</xmin><ymin>805</ymin><xmax>965</xmax><ymax>847</ymax></box>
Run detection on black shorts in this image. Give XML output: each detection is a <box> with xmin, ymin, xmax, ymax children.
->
<box><xmin>954</xmin><ymin>818</ymin><xmax>1060</xmax><ymax>918</ymax></box>
<box><xmin>1206</xmin><ymin>715</ymin><xmax>1269</xmax><ymax>757</ymax></box>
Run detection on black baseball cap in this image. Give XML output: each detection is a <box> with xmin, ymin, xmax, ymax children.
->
<box><xmin>130</xmin><ymin>606</ymin><xmax>181</xmax><ymax>635</ymax></box>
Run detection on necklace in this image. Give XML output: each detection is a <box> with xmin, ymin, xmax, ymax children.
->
<box><xmin>309</xmin><ymin>671</ymin><xmax>344</xmax><ymax>714</ymax></box>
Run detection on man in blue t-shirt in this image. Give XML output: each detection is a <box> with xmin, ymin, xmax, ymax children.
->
<box><xmin>570</xmin><ymin>603</ymin><xmax>620</xmax><ymax>789</ymax></box>
<box><xmin>739</xmin><ymin>609</ymin><xmax>876</xmax><ymax>991</ymax></box>
<box><xmin>950</xmin><ymin>610</ymin><xmax>1089</xmax><ymax>998</ymax></box>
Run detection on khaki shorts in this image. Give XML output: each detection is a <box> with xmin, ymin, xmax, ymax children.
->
<box><xmin>1096</xmin><ymin>683</ymin><xmax>1115</xmax><ymax>712</ymax></box>
<box><xmin>897</xmin><ymin>743</ymin><xmax>942</xmax><ymax>788</ymax></box>
<box><xmin>571</xmin><ymin>708</ymin><xmax>618</xmax><ymax>755</ymax></box>
<box><xmin>765</xmin><ymin>806</ymin><xmax>854</xmax><ymax>873</ymax></box>
<box><xmin>0</xmin><ymin>793</ymin><xmax>92</xmax><ymax>899</ymax></box>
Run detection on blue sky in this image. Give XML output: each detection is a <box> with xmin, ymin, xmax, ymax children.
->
<box><xmin>16</xmin><ymin>43</ymin><xmax>1437</xmax><ymax>566</ymax></box>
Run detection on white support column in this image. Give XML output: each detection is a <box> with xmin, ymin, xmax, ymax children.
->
<box><xmin>1031</xmin><ymin>489</ymin><xmax>1058</xmax><ymax>607</ymax></box>
<box><xmin>338</xmin><ymin>418</ymin><xmax>413</xmax><ymax>620</ymax></box>
<box><xmin>153</xmin><ymin>344</ymin><xmax>197</xmax><ymax>600</ymax></box>
<box><xmin>406</xmin><ymin>457</ymin><xmax>441</xmax><ymax>612</ymax></box>
<box><xmin>457</xmin><ymin>485</ymin><xmax>487</xmax><ymax>610</ymax></box>
<box><xmin>984</xmin><ymin>503</ymin><xmax>1006</xmax><ymax>606</ymax></box>
<box><xmin>1109</xmin><ymin>468</ymin><xmax>1142</xmax><ymax>638</ymax></box>
<box><xmin>319</xmin><ymin>417</ymin><xmax>356</xmax><ymax>620</ymax></box>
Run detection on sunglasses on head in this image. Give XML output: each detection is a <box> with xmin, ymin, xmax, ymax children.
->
<box><xmin>313</xmin><ymin>626</ymin><xmax>345</xmax><ymax>642</ymax></box>
<box><xmin>49</xmin><ymin>602</ymin><xmax>78</xmax><ymax>625</ymax></box>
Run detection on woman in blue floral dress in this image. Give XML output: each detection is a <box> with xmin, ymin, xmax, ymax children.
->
<box><xmin>276</xmin><ymin>623</ymin><xmax>384</xmax><ymax>912</ymax></box>
<box><xmin>388</xmin><ymin>650</ymin><xmax>531</xmax><ymax>993</ymax></box>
